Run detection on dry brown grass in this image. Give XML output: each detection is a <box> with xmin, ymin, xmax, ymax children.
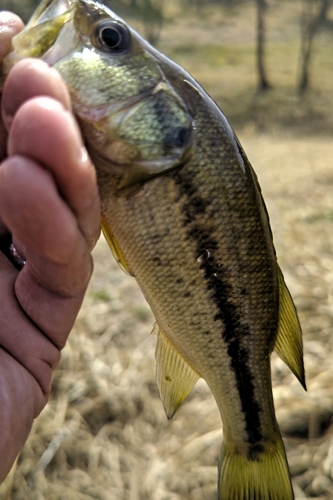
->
<box><xmin>1</xmin><ymin>1</ymin><xmax>333</xmax><ymax>498</ymax></box>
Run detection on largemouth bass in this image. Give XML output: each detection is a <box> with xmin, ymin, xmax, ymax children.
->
<box><xmin>4</xmin><ymin>1</ymin><xmax>306</xmax><ymax>498</ymax></box>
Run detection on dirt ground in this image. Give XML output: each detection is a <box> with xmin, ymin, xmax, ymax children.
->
<box><xmin>1</xmin><ymin>1</ymin><xmax>333</xmax><ymax>499</ymax></box>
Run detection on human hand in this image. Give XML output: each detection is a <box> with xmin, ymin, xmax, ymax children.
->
<box><xmin>0</xmin><ymin>11</ymin><xmax>100</xmax><ymax>481</ymax></box>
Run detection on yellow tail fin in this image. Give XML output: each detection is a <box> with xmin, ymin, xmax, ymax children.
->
<box><xmin>218</xmin><ymin>437</ymin><xmax>294</xmax><ymax>500</ymax></box>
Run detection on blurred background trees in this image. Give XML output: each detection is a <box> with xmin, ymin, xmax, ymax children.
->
<box><xmin>0</xmin><ymin>2</ymin><xmax>333</xmax><ymax>499</ymax></box>
<box><xmin>105</xmin><ymin>0</ymin><xmax>166</xmax><ymax>45</ymax></box>
<box><xmin>2</xmin><ymin>0</ymin><xmax>332</xmax><ymax>97</ymax></box>
<box><xmin>0</xmin><ymin>0</ymin><xmax>40</xmax><ymax>23</ymax></box>
<box><xmin>255</xmin><ymin>0</ymin><xmax>272</xmax><ymax>91</ymax></box>
<box><xmin>298</xmin><ymin>0</ymin><xmax>332</xmax><ymax>93</ymax></box>
<box><xmin>1</xmin><ymin>0</ymin><xmax>332</xmax><ymax>133</ymax></box>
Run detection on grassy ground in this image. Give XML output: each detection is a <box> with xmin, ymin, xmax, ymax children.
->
<box><xmin>1</xmin><ymin>0</ymin><xmax>333</xmax><ymax>499</ymax></box>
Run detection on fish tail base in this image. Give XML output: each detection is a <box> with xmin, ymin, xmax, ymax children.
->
<box><xmin>218</xmin><ymin>438</ymin><xmax>294</xmax><ymax>500</ymax></box>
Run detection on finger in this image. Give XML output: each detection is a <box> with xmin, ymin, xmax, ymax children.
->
<box><xmin>0</xmin><ymin>155</ymin><xmax>93</xmax><ymax>347</ymax></box>
<box><xmin>8</xmin><ymin>96</ymin><xmax>101</xmax><ymax>249</ymax></box>
<box><xmin>2</xmin><ymin>58</ymin><xmax>72</xmax><ymax>131</ymax></box>
<box><xmin>0</xmin><ymin>59</ymin><xmax>72</xmax><ymax>231</ymax></box>
<box><xmin>0</xmin><ymin>252</ymin><xmax>60</xmax><ymax>396</ymax></box>
<box><xmin>0</xmin><ymin>347</ymin><xmax>46</xmax><ymax>481</ymax></box>
<box><xmin>0</xmin><ymin>155</ymin><xmax>84</xmax><ymax>268</ymax></box>
<box><xmin>0</xmin><ymin>11</ymin><xmax>24</xmax><ymax>62</ymax></box>
<box><xmin>0</xmin><ymin>12</ymin><xmax>24</xmax><ymax>160</ymax></box>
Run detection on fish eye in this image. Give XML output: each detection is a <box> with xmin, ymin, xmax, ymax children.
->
<box><xmin>94</xmin><ymin>21</ymin><xmax>130</xmax><ymax>54</ymax></box>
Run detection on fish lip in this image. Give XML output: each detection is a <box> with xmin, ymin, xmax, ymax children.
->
<box><xmin>27</xmin><ymin>0</ymin><xmax>75</xmax><ymax>28</ymax></box>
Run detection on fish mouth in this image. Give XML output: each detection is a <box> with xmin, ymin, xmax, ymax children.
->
<box><xmin>2</xmin><ymin>0</ymin><xmax>76</xmax><ymax>76</ymax></box>
<box><xmin>25</xmin><ymin>0</ymin><xmax>75</xmax><ymax>29</ymax></box>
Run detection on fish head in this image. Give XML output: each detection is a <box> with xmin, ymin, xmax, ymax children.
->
<box><xmin>6</xmin><ymin>0</ymin><xmax>194</xmax><ymax>189</ymax></box>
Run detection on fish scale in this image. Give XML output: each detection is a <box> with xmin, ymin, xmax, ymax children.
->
<box><xmin>96</xmin><ymin>80</ymin><xmax>295</xmax><ymax>498</ymax></box>
<box><xmin>98</xmin><ymin>117</ymin><xmax>277</xmax><ymax>438</ymax></box>
<box><xmin>4</xmin><ymin>0</ymin><xmax>306</xmax><ymax>498</ymax></box>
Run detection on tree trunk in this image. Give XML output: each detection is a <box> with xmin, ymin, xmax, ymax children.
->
<box><xmin>256</xmin><ymin>0</ymin><xmax>272</xmax><ymax>92</ymax></box>
<box><xmin>318</xmin><ymin>0</ymin><xmax>331</xmax><ymax>21</ymax></box>
<box><xmin>298</xmin><ymin>0</ymin><xmax>316</xmax><ymax>94</ymax></box>
<box><xmin>298</xmin><ymin>0</ymin><xmax>332</xmax><ymax>94</ymax></box>
<box><xmin>298</xmin><ymin>19</ymin><xmax>315</xmax><ymax>94</ymax></box>
<box><xmin>142</xmin><ymin>0</ymin><xmax>165</xmax><ymax>46</ymax></box>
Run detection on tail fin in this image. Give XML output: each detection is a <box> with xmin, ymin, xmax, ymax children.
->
<box><xmin>218</xmin><ymin>437</ymin><xmax>294</xmax><ymax>500</ymax></box>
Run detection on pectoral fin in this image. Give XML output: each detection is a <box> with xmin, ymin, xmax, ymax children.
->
<box><xmin>101</xmin><ymin>215</ymin><xmax>133</xmax><ymax>276</ymax></box>
<box><xmin>274</xmin><ymin>265</ymin><xmax>306</xmax><ymax>389</ymax></box>
<box><xmin>154</xmin><ymin>324</ymin><xmax>200</xmax><ymax>419</ymax></box>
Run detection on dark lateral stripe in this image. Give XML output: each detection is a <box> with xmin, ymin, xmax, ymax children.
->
<box><xmin>173</xmin><ymin>168</ymin><xmax>263</xmax><ymax>450</ymax></box>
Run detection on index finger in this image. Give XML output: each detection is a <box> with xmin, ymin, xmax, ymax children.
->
<box><xmin>3</xmin><ymin>59</ymin><xmax>100</xmax><ymax>249</ymax></box>
<box><xmin>0</xmin><ymin>61</ymin><xmax>101</xmax><ymax>347</ymax></box>
<box><xmin>0</xmin><ymin>109</ymin><xmax>99</xmax><ymax>346</ymax></box>
<box><xmin>0</xmin><ymin>12</ymin><xmax>24</xmax><ymax>161</ymax></box>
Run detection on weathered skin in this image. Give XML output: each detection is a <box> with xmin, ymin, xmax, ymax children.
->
<box><xmin>5</xmin><ymin>1</ymin><xmax>305</xmax><ymax>497</ymax></box>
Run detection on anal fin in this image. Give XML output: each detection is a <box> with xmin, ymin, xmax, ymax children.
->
<box><xmin>274</xmin><ymin>265</ymin><xmax>306</xmax><ymax>390</ymax></box>
<box><xmin>154</xmin><ymin>324</ymin><xmax>200</xmax><ymax>419</ymax></box>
